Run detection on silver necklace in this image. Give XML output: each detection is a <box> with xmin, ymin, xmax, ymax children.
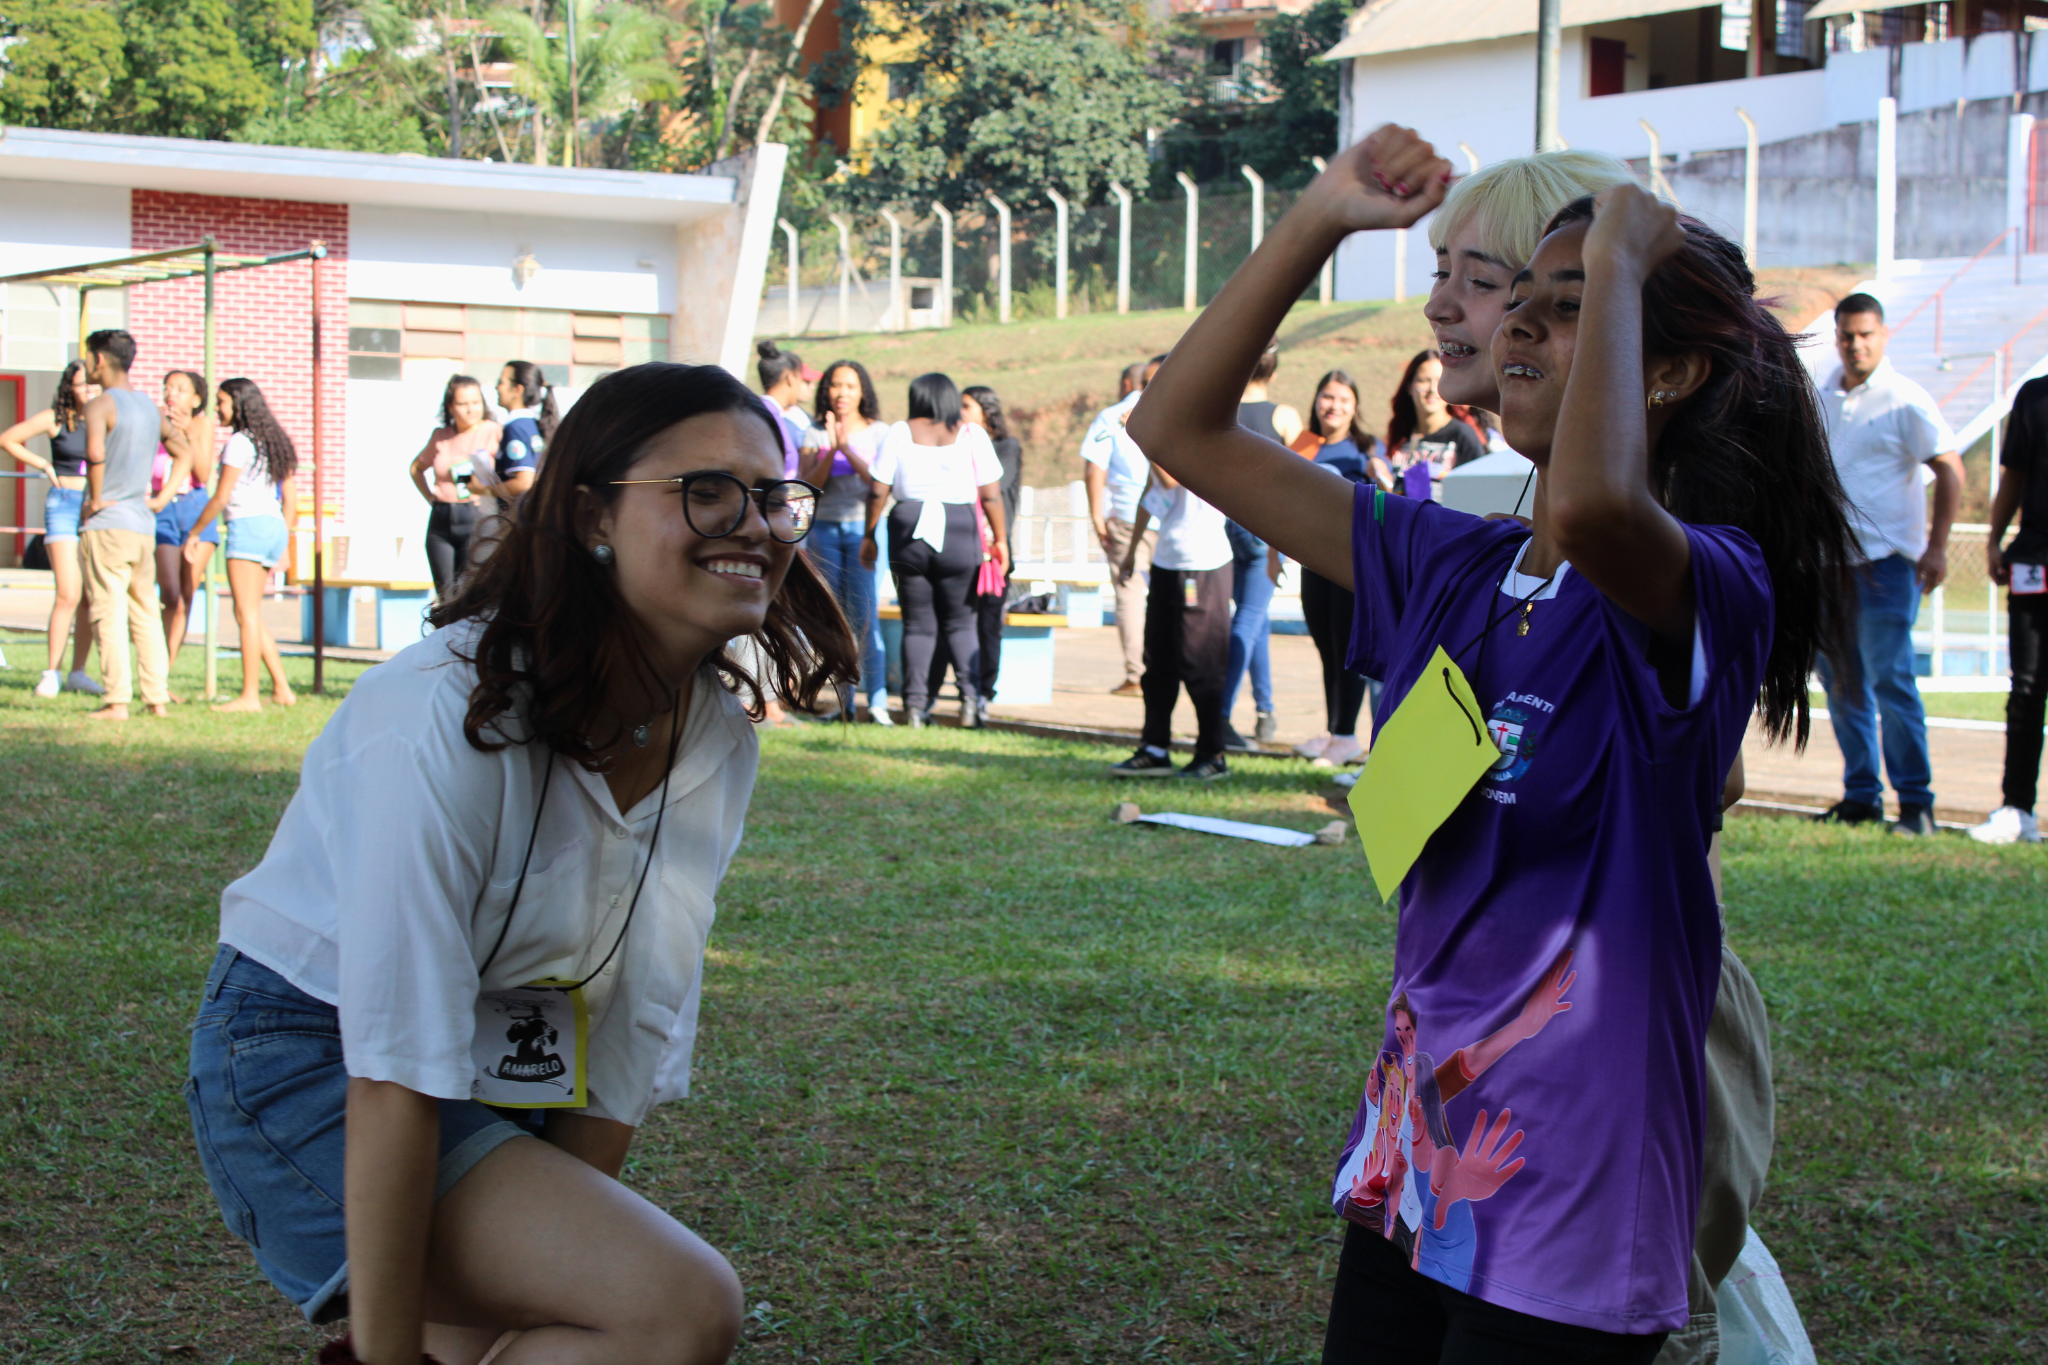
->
<box><xmin>630</xmin><ymin>693</ymin><xmax>679</xmax><ymax>748</ymax></box>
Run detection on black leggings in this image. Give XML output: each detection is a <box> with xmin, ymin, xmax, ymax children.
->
<box><xmin>889</xmin><ymin>501</ymin><xmax>981</xmax><ymax>711</ymax></box>
<box><xmin>425</xmin><ymin>501</ymin><xmax>480</xmax><ymax>599</ymax></box>
<box><xmin>2005</xmin><ymin>592</ymin><xmax>2048</xmax><ymax>811</ymax></box>
<box><xmin>1322</xmin><ymin>1224</ymin><xmax>1668</xmax><ymax>1365</ymax></box>
<box><xmin>1303</xmin><ymin>569</ymin><xmax>1368</xmax><ymax>737</ymax></box>
<box><xmin>973</xmin><ymin>568</ymin><xmax>1009</xmax><ymax>700</ymax></box>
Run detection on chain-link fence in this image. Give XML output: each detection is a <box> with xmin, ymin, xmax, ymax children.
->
<box><xmin>759</xmin><ymin>177</ymin><xmax>1325</xmax><ymax>337</ymax></box>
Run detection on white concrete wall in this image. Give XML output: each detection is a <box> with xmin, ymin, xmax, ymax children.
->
<box><xmin>0</xmin><ymin>180</ymin><xmax>129</xmax><ymax>276</ymax></box>
<box><xmin>348</xmin><ymin>205</ymin><xmax>675</xmax><ymax>314</ymax></box>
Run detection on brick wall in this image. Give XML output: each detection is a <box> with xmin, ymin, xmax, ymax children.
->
<box><xmin>128</xmin><ymin>191</ymin><xmax>348</xmax><ymax>520</ymax></box>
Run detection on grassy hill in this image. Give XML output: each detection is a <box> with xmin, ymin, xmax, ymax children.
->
<box><xmin>767</xmin><ymin>265</ymin><xmax>1869</xmax><ymax>492</ymax></box>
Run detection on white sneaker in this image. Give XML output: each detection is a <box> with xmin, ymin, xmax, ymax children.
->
<box><xmin>1966</xmin><ymin>805</ymin><xmax>2040</xmax><ymax>845</ymax></box>
<box><xmin>868</xmin><ymin>699</ymin><xmax>895</xmax><ymax>726</ymax></box>
<box><xmin>34</xmin><ymin>669</ymin><xmax>62</xmax><ymax>698</ymax></box>
<box><xmin>1293</xmin><ymin>732</ymin><xmax>1332</xmax><ymax>759</ymax></box>
<box><xmin>64</xmin><ymin>670</ymin><xmax>106</xmax><ymax>696</ymax></box>
<box><xmin>1318</xmin><ymin>734</ymin><xmax>1365</xmax><ymax>766</ymax></box>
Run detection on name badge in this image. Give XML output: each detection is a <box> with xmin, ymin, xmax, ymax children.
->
<box><xmin>2013</xmin><ymin>563</ymin><xmax>2047</xmax><ymax>596</ymax></box>
<box><xmin>472</xmin><ymin>980</ymin><xmax>589</xmax><ymax>1108</ymax></box>
<box><xmin>1348</xmin><ymin>645</ymin><xmax>1503</xmax><ymax>901</ymax></box>
<box><xmin>1184</xmin><ymin>576</ymin><xmax>1200</xmax><ymax>609</ymax></box>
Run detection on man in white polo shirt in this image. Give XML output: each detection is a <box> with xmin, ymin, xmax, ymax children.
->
<box><xmin>1816</xmin><ymin>293</ymin><xmax>1964</xmax><ymax>837</ymax></box>
<box><xmin>1109</xmin><ymin>459</ymin><xmax>1235</xmax><ymax>780</ymax></box>
<box><xmin>1084</xmin><ymin>359</ymin><xmax>1159</xmax><ymax>697</ymax></box>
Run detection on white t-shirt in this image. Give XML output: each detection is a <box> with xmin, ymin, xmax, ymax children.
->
<box><xmin>221</xmin><ymin>432</ymin><xmax>284</xmax><ymax>521</ymax></box>
<box><xmin>1821</xmin><ymin>359</ymin><xmax>1957</xmax><ymax>563</ymax></box>
<box><xmin>870</xmin><ymin>421</ymin><xmax>1003</xmax><ymax>504</ymax></box>
<box><xmin>1143</xmin><ymin>482</ymin><xmax>1232</xmax><ymax>572</ymax></box>
<box><xmin>216</xmin><ymin>623</ymin><xmax>759</xmax><ymax>1127</ymax></box>
<box><xmin>1080</xmin><ymin>391</ymin><xmax>1151</xmax><ymax>524</ymax></box>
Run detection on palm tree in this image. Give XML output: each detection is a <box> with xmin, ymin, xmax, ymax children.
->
<box><xmin>487</xmin><ymin>0</ymin><xmax>678</xmax><ymax>166</ymax></box>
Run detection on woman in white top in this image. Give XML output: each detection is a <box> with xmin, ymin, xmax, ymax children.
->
<box><xmin>182</xmin><ymin>377</ymin><xmax>299</xmax><ymax>712</ymax></box>
<box><xmin>860</xmin><ymin>372</ymin><xmax>1009</xmax><ymax>727</ymax></box>
<box><xmin>183</xmin><ymin>363</ymin><xmax>856</xmax><ymax>1365</ymax></box>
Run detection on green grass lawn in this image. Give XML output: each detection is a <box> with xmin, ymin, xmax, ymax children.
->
<box><xmin>1812</xmin><ymin>689</ymin><xmax>2013</xmax><ymax>724</ymax></box>
<box><xmin>3</xmin><ymin>659</ymin><xmax>2043</xmax><ymax>1363</ymax></box>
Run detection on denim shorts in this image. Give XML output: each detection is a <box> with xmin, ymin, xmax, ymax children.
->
<box><xmin>186</xmin><ymin>946</ymin><xmax>540</xmax><ymax>1323</ymax></box>
<box><xmin>156</xmin><ymin>486</ymin><xmax>221</xmax><ymax>547</ymax></box>
<box><xmin>223</xmin><ymin>514</ymin><xmax>288</xmax><ymax>568</ymax></box>
<box><xmin>44</xmin><ymin>485</ymin><xmax>83</xmax><ymax>543</ymax></box>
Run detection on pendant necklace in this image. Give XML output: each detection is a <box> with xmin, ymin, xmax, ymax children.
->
<box><xmin>630</xmin><ymin>693</ymin><xmax>679</xmax><ymax>748</ymax></box>
<box><xmin>1517</xmin><ymin>601</ymin><xmax>1535</xmax><ymax>637</ymax></box>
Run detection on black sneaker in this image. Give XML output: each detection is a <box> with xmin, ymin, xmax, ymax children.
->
<box><xmin>1813</xmin><ymin>798</ymin><xmax>1883</xmax><ymax>825</ymax></box>
<box><xmin>1110</xmin><ymin>749</ymin><xmax>1177</xmax><ymax>778</ymax></box>
<box><xmin>1177</xmin><ymin>754</ymin><xmax>1230</xmax><ymax>781</ymax></box>
<box><xmin>1892</xmin><ymin>803</ymin><xmax>1936</xmax><ymax>837</ymax></box>
<box><xmin>1221</xmin><ymin>722</ymin><xmax>1254</xmax><ymax>753</ymax></box>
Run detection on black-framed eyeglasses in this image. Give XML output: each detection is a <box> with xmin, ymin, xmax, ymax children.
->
<box><xmin>609</xmin><ymin>471</ymin><xmax>820</xmax><ymax>543</ymax></box>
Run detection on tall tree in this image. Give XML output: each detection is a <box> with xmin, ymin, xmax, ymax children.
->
<box><xmin>489</xmin><ymin>0</ymin><xmax>678</xmax><ymax>166</ymax></box>
<box><xmin>1154</xmin><ymin>0</ymin><xmax>1348</xmax><ymax>190</ymax></box>
<box><xmin>0</xmin><ymin>0</ymin><xmax>129</xmax><ymax>131</ymax></box>
<box><xmin>837</xmin><ymin>0</ymin><xmax>1181</xmax><ymax>211</ymax></box>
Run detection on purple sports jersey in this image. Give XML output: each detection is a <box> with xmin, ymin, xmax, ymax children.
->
<box><xmin>1334</xmin><ymin>485</ymin><xmax>1771</xmax><ymax>1333</ymax></box>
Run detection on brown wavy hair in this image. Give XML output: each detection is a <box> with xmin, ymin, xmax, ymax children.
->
<box><xmin>432</xmin><ymin>362</ymin><xmax>861</xmax><ymax>764</ymax></box>
<box><xmin>1543</xmin><ymin>196</ymin><xmax>1858</xmax><ymax>748</ymax></box>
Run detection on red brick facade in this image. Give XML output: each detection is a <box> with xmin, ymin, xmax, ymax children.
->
<box><xmin>128</xmin><ymin>191</ymin><xmax>348</xmax><ymax>519</ymax></box>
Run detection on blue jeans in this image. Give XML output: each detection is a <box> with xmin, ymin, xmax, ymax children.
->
<box><xmin>808</xmin><ymin>520</ymin><xmax>888</xmax><ymax>704</ymax></box>
<box><xmin>1817</xmin><ymin>553</ymin><xmax>1933</xmax><ymax>808</ymax></box>
<box><xmin>185</xmin><ymin>947</ymin><xmax>538</xmax><ymax>1323</ymax></box>
<box><xmin>1223</xmin><ymin>521</ymin><xmax>1274</xmax><ymax>716</ymax></box>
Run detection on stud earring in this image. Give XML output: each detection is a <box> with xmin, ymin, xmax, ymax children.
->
<box><xmin>591</xmin><ymin>543</ymin><xmax>615</xmax><ymax>565</ymax></box>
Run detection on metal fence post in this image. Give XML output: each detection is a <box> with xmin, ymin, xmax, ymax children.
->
<box><xmin>1876</xmin><ymin>97</ymin><xmax>1897</xmax><ymax>284</ymax></box>
<box><xmin>1109</xmin><ymin>180</ymin><xmax>1132</xmax><ymax>314</ymax></box>
<box><xmin>1394</xmin><ymin>228</ymin><xmax>1407</xmax><ymax>303</ymax></box>
<box><xmin>1241</xmin><ymin>165</ymin><xmax>1265</xmax><ymax>252</ymax></box>
<box><xmin>1047</xmin><ymin>186</ymin><xmax>1070</xmax><ymax>320</ymax></box>
<box><xmin>987</xmin><ymin>194</ymin><xmax>1012</xmax><ymax>324</ymax></box>
<box><xmin>777</xmin><ymin>217</ymin><xmax>800</xmax><ymax>336</ymax></box>
<box><xmin>1310</xmin><ymin>157</ymin><xmax>1333</xmax><ymax>303</ymax></box>
<box><xmin>2009</xmin><ymin>112</ymin><xmax>2035</xmax><ymax>282</ymax></box>
<box><xmin>1176</xmin><ymin>171</ymin><xmax>1199</xmax><ymax>312</ymax></box>
<box><xmin>880</xmin><ymin>208</ymin><xmax>904</xmax><ymax>331</ymax></box>
<box><xmin>931</xmin><ymin>201</ymin><xmax>954</xmax><ymax>327</ymax></box>
<box><xmin>1735</xmin><ymin>108</ymin><xmax>1759</xmax><ymax>264</ymax></box>
<box><xmin>1640</xmin><ymin>119</ymin><xmax>1681</xmax><ymax>206</ymax></box>
<box><xmin>828</xmin><ymin>213</ymin><xmax>853</xmax><ymax>334</ymax></box>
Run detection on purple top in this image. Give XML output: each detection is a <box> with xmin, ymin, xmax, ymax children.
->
<box><xmin>1333</xmin><ymin>484</ymin><xmax>1770</xmax><ymax>1333</ymax></box>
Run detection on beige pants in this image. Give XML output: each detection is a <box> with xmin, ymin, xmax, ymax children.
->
<box><xmin>1102</xmin><ymin>517</ymin><xmax>1157</xmax><ymax>686</ymax></box>
<box><xmin>1653</xmin><ymin>937</ymin><xmax>1776</xmax><ymax>1365</ymax></box>
<box><xmin>80</xmin><ymin>527</ymin><xmax>171</xmax><ymax>706</ymax></box>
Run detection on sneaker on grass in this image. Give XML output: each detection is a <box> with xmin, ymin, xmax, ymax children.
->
<box><xmin>34</xmin><ymin>669</ymin><xmax>62</xmax><ymax>698</ymax></box>
<box><xmin>1812</xmin><ymin>798</ymin><xmax>1883</xmax><ymax>825</ymax></box>
<box><xmin>1221</xmin><ymin>722</ymin><xmax>1254</xmax><ymax>753</ymax></box>
<box><xmin>1176</xmin><ymin>754</ymin><xmax>1229</xmax><ymax>781</ymax></box>
<box><xmin>1967</xmin><ymin>806</ymin><xmax>2040</xmax><ymax>845</ymax></box>
<box><xmin>64</xmin><ymin>670</ymin><xmax>106</xmax><ymax>696</ymax></box>
<box><xmin>1255</xmin><ymin>712</ymin><xmax>1278</xmax><ymax>743</ymax></box>
<box><xmin>1110</xmin><ymin>749</ymin><xmax>1177</xmax><ymax>778</ymax></box>
<box><xmin>1890</xmin><ymin>803</ymin><xmax>1936</xmax><ymax>837</ymax></box>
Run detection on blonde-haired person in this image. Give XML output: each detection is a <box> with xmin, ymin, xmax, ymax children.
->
<box><xmin>1423</xmin><ymin>148</ymin><xmax>1776</xmax><ymax>1365</ymax></box>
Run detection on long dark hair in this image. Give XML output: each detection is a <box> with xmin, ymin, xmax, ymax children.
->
<box><xmin>1545</xmin><ymin>196</ymin><xmax>1858</xmax><ymax>747</ymax></box>
<box><xmin>51</xmin><ymin>360</ymin><xmax>90</xmax><ymax>432</ymax></box>
<box><xmin>218</xmin><ymin>378</ymin><xmax>298</xmax><ymax>484</ymax></box>
<box><xmin>432</xmin><ymin>362</ymin><xmax>861</xmax><ymax>759</ymax></box>
<box><xmin>501</xmin><ymin>360</ymin><xmax>560</xmax><ymax>440</ymax></box>
<box><xmin>1386</xmin><ymin>350</ymin><xmax>1478</xmax><ymax>454</ymax></box>
<box><xmin>439</xmin><ymin>374</ymin><xmax>484</xmax><ymax>430</ymax></box>
<box><xmin>814</xmin><ymin>359</ymin><xmax>880</xmax><ymax>424</ymax></box>
<box><xmin>1308</xmin><ymin>369</ymin><xmax>1376</xmax><ymax>449</ymax></box>
<box><xmin>961</xmin><ymin>384</ymin><xmax>1012</xmax><ymax>442</ymax></box>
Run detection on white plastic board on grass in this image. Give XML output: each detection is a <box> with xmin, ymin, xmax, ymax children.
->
<box><xmin>1135</xmin><ymin>812</ymin><xmax>1317</xmax><ymax>847</ymax></box>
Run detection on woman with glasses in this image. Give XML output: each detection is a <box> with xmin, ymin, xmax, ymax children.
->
<box><xmin>861</xmin><ymin>372</ymin><xmax>1010</xmax><ymax>727</ymax></box>
<box><xmin>183</xmin><ymin>363</ymin><xmax>855</xmax><ymax>1365</ymax></box>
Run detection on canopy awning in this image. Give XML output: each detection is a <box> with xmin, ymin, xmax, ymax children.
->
<box><xmin>0</xmin><ymin>239</ymin><xmax>318</xmax><ymax>292</ymax></box>
<box><xmin>1322</xmin><ymin>0</ymin><xmax>1714</xmax><ymax>59</ymax></box>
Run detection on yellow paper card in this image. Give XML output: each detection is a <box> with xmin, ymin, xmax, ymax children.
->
<box><xmin>1348</xmin><ymin>645</ymin><xmax>1501</xmax><ymax>901</ymax></box>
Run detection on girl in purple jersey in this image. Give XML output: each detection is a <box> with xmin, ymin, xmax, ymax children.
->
<box><xmin>1129</xmin><ymin>126</ymin><xmax>1857</xmax><ymax>1363</ymax></box>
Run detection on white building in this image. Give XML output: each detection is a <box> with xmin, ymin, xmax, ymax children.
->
<box><xmin>0</xmin><ymin>128</ymin><xmax>785</xmax><ymax>569</ymax></box>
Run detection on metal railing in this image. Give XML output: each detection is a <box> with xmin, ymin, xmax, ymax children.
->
<box><xmin>1890</xmin><ymin>226</ymin><xmax>2019</xmax><ymax>351</ymax></box>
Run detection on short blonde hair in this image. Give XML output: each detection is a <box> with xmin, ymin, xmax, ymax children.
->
<box><xmin>1427</xmin><ymin>150</ymin><xmax>1637</xmax><ymax>269</ymax></box>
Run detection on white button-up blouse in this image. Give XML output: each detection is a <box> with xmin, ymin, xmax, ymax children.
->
<box><xmin>218</xmin><ymin>623</ymin><xmax>759</xmax><ymax>1126</ymax></box>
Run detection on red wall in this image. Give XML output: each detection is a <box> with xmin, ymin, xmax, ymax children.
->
<box><xmin>128</xmin><ymin>191</ymin><xmax>349</xmax><ymax>520</ymax></box>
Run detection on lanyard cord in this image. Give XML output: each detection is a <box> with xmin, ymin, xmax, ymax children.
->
<box><xmin>476</xmin><ymin>692</ymin><xmax>684</xmax><ymax>990</ymax></box>
<box><xmin>1448</xmin><ymin>533</ymin><xmax>1556</xmax><ymax>696</ymax></box>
